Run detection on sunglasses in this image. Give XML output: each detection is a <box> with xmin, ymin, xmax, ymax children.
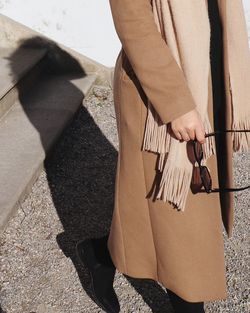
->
<box><xmin>192</xmin><ymin>129</ymin><xmax>250</xmax><ymax>193</ymax></box>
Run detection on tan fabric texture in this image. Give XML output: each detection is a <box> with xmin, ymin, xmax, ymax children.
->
<box><xmin>142</xmin><ymin>0</ymin><xmax>250</xmax><ymax>211</ymax></box>
<box><xmin>107</xmin><ymin>0</ymin><xmax>248</xmax><ymax>302</ymax></box>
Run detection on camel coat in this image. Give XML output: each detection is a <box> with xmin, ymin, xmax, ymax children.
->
<box><xmin>107</xmin><ymin>0</ymin><xmax>235</xmax><ymax>302</ymax></box>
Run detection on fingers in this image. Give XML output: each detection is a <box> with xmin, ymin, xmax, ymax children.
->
<box><xmin>187</xmin><ymin>128</ymin><xmax>195</xmax><ymax>140</ymax></box>
<box><xmin>170</xmin><ymin>109</ymin><xmax>206</xmax><ymax>143</ymax></box>
<box><xmin>179</xmin><ymin>129</ymin><xmax>191</xmax><ymax>141</ymax></box>
<box><xmin>174</xmin><ymin>131</ymin><xmax>183</xmax><ymax>141</ymax></box>
<box><xmin>172</xmin><ymin>128</ymin><xmax>193</xmax><ymax>142</ymax></box>
<box><xmin>172</xmin><ymin>127</ymin><xmax>204</xmax><ymax>143</ymax></box>
<box><xmin>195</xmin><ymin>126</ymin><xmax>206</xmax><ymax>144</ymax></box>
<box><xmin>172</xmin><ymin>129</ymin><xmax>189</xmax><ymax>141</ymax></box>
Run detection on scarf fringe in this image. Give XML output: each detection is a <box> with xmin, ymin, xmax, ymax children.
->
<box><xmin>155</xmin><ymin>159</ymin><xmax>193</xmax><ymax>211</ymax></box>
<box><xmin>202</xmin><ymin>114</ymin><xmax>217</xmax><ymax>161</ymax></box>
<box><xmin>142</xmin><ymin>100</ymin><xmax>217</xmax><ymax>210</ymax></box>
<box><xmin>142</xmin><ymin>99</ymin><xmax>171</xmax><ymax>154</ymax></box>
<box><xmin>232</xmin><ymin>118</ymin><xmax>250</xmax><ymax>152</ymax></box>
<box><xmin>142</xmin><ymin>99</ymin><xmax>217</xmax><ymax>161</ymax></box>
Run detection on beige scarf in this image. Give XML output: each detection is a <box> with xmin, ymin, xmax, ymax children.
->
<box><xmin>142</xmin><ymin>0</ymin><xmax>250</xmax><ymax>210</ymax></box>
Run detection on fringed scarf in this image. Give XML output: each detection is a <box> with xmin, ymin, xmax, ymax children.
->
<box><xmin>142</xmin><ymin>0</ymin><xmax>250</xmax><ymax>210</ymax></box>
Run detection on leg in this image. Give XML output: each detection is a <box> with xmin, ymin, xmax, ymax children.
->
<box><xmin>166</xmin><ymin>288</ymin><xmax>205</xmax><ymax>313</ymax></box>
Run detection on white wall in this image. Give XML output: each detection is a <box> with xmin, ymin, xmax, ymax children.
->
<box><xmin>0</xmin><ymin>0</ymin><xmax>121</xmax><ymax>67</ymax></box>
<box><xmin>0</xmin><ymin>0</ymin><xmax>249</xmax><ymax>67</ymax></box>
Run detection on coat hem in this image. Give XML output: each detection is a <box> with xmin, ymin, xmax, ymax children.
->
<box><xmin>113</xmin><ymin>263</ymin><xmax>228</xmax><ymax>303</ymax></box>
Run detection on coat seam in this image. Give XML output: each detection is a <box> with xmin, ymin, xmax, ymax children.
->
<box><xmin>140</xmin><ymin>96</ymin><xmax>159</xmax><ymax>282</ymax></box>
<box><xmin>115</xmin><ymin>65</ymin><xmax>128</xmax><ymax>273</ymax></box>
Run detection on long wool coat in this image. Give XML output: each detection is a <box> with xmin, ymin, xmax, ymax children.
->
<box><xmin>107</xmin><ymin>0</ymin><xmax>235</xmax><ymax>302</ymax></box>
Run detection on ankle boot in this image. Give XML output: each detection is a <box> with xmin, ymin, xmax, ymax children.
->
<box><xmin>76</xmin><ymin>235</ymin><xmax>120</xmax><ymax>313</ymax></box>
<box><xmin>166</xmin><ymin>288</ymin><xmax>205</xmax><ymax>313</ymax></box>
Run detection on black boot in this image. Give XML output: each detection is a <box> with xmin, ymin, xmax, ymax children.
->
<box><xmin>166</xmin><ymin>288</ymin><xmax>205</xmax><ymax>313</ymax></box>
<box><xmin>76</xmin><ymin>235</ymin><xmax>120</xmax><ymax>313</ymax></box>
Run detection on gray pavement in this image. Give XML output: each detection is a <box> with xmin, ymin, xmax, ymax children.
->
<box><xmin>0</xmin><ymin>85</ymin><xmax>249</xmax><ymax>313</ymax></box>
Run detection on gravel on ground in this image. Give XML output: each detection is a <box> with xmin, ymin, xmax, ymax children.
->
<box><xmin>0</xmin><ymin>85</ymin><xmax>249</xmax><ymax>313</ymax></box>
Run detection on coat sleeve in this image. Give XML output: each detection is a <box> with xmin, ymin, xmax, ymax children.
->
<box><xmin>109</xmin><ymin>0</ymin><xmax>197</xmax><ymax>124</ymax></box>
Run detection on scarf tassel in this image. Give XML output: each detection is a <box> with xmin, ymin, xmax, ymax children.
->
<box><xmin>232</xmin><ymin>118</ymin><xmax>250</xmax><ymax>152</ymax></box>
<box><xmin>142</xmin><ymin>99</ymin><xmax>217</xmax><ymax>210</ymax></box>
<box><xmin>155</xmin><ymin>159</ymin><xmax>193</xmax><ymax>211</ymax></box>
<box><xmin>142</xmin><ymin>99</ymin><xmax>171</xmax><ymax>155</ymax></box>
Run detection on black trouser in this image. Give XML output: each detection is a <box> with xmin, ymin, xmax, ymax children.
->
<box><xmin>166</xmin><ymin>288</ymin><xmax>205</xmax><ymax>313</ymax></box>
<box><xmin>207</xmin><ymin>0</ymin><xmax>225</xmax><ymax>132</ymax></box>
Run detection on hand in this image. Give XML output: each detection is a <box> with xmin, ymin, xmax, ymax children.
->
<box><xmin>170</xmin><ymin>109</ymin><xmax>205</xmax><ymax>144</ymax></box>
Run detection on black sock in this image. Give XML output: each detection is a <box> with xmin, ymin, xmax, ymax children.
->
<box><xmin>166</xmin><ymin>288</ymin><xmax>205</xmax><ymax>313</ymax></box>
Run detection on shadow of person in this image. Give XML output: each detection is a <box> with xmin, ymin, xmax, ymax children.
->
<box><xmin>124</xmin><ymin>276</ymin><xmax>174</xmax><ymax>313</ymax></box>
<box><xmin>5</xmin><ymin>36</ymin><xmax>172</xmax><ymax>312</ymax></box>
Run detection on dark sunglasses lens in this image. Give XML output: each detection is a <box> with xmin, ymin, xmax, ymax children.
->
<box><xmin>194</xmin><ymin>141</ymin><xmax>203</xmax><ymax>161</ymax></box>
<box><xmin>200</xmin><ymin>166</ymin><xmax>212</xmax><ymax>191</ymax></box>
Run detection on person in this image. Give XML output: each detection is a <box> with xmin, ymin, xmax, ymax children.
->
<box><xmin>76</xmin><ymin>1</ymin><xmax>250</xmax><ymax>312</ymax></box>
